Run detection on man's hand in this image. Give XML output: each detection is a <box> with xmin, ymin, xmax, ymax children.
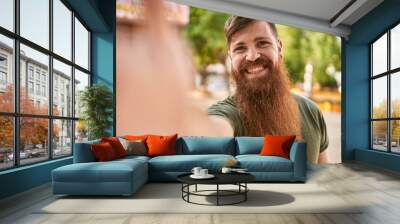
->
<box><xmin>117</xmin><ymin>0</ymin><xmax>235</xmax><ymax>137</ymax></box>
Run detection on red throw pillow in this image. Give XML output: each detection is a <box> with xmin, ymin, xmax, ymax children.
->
<box><xmin>91</xmin><ymin>142</ymin><xmax>117</xmax><ymax>161</ymax></box>
<box><xmin>146</xmin><ymin>134</ymin><xmax>178</xmax><ymax>157</ymax></box>
<box><xmin>259</xmin><ymin>135</ymin><xmax>296</xmax><ymax>159</ymax></box>
<box><xmin>101</xmin><ymin>137</ymin><xmax>127</xmax><ymax>158</ymax></box>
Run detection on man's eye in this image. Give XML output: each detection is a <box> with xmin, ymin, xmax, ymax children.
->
<box><xmin>258</xmin><ymin>41</ymin><xmax>270</xmax><ymax>47</ymax></box>
<box><xmin>234</xmin><ymin>47</ymin><xmax>246</xmax><ymax>52</ymax></box>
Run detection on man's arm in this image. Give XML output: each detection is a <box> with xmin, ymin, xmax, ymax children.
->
<box><xmin>318</xmin><ymin>150</ymin><xmax>329</xmax><ymax>163</ymax></box>
<box><xmin>208</xmin><ymin>116</ymin><xmax>234</xmax><ymax>136</ymax></box>
<box><xmin>207</xmin><ymin>97</ymin><xmax>241</xmax><ymax>137</ymax></box>
<box><xmin>317</xmin><ymin>109</ymin><xmax>330</xmax><ymax>164</ymax></box>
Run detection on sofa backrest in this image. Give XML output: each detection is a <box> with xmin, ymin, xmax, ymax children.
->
<box><xmin>235</xmin><ymin>137</ymin><xmax>264</xmax><ymax>155</ymax></box>
<box><xmin>73</xmin><ymin>139</ymin><xmax>100</xmax><ymax>163</ymax></box>
<box><xmin>176</xmin><ymin>136</ymin><xmax>236</xmax><ymax>155</ymax></box>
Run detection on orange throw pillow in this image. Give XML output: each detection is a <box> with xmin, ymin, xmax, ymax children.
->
<box><xmin>259</xmin><ymin>135</ymin><xmax>296</xmax><ymax>159</ymax></box>
<box><xmin>146</xmin><ymin>134</ymin><xmax>178</xmax><ymax>157</ymax></box>
<box><xmin>101</xmin><ymin>137</ymin><xmax>127</xmax><ymax>158</ymax></box>
<box><xmin>91</xmin><ymin>142</ymin><xmax>117</xmax><ymax>161</ymax></box>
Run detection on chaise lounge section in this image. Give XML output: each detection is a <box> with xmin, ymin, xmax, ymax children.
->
<box><xmin>52</xmin><ymin>140</ymin><xmax>149</xmax><ymax>196</ymax></box>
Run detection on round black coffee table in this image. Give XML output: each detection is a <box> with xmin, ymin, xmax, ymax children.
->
<box><xmin>177</xmin><ymin>173</ymin><xmax>255</xmax><ymax>206</ymax></box>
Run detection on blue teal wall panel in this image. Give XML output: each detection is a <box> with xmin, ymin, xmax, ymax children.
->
<box><xmin>342</xmin><ymin>43</ymin><xmax>369</xmax><ymax>160</ymax></box>
<box><xmin>341</xmin><ymin>39</ymin><xmax>347</xmax><ymax>161</ymax></box>
<box><xmin>0</xmin><ymin>158</ymin><xmax>72</xmax><ymax>199</ymax></box>
<box><xmin>91</xmin><ymin>0</ymin><xmax>116</xmax><ymax>135</ymax></box>
<box><xmin>91</xmin><ymin>0</ymin><xmax>115</xmax><ymax>87</ymax></box>
<box><xmin>344</xmin><ymin>0</ymin><xmax>400</xmax><ymax>171</ymax></box>
<box><xmin>65</xmin><ymin>0</ymin><xmax>110</xmax><ymax>32</ymax></box>
<box><xmin>92</xmin><ymin>33</ymin><xmax>114</xmax><ymax>87</ymax></box>
<box><xmin>355</xmin><ymin>149</ymin><xmax>400</xmax><ymax>172</ymax></box>
<box><xmin>92</xmin><ymin>32</ymin><xmax>115</xmax><ymax>135</ymax></box>
<box><xmin>349</xmin><ymin>0</ymin><xmax>400</xmax><ymax>45</ymax></box>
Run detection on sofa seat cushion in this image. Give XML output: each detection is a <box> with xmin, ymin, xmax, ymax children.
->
<box><xmin>149</xmin><ymin>154</ymin><xmax>235</xmax><ymax>172</ymax></box>
<box><xmin>116</xmin><ymin>155</ymin><xmax>150</xmax><ymax>163</ymax></box>
<box><xmin>53</xmin><ymin>159</ymin><xmax>147</xmax><ymax>183</ymax></box>
<box><xmin>236</xmin><ymin>155</ymin><xmax>293</xmax><ymax>172</ymax></box>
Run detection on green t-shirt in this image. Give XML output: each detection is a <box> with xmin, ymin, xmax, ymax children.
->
<box><xmin>208</xmin><ymin>93</ymin><xmax>329</xmax><ymax>163</ymax></box>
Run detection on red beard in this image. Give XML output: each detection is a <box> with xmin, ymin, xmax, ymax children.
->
<box><xmin>232</xmin><ymin>57</ymin><xmax>302</xmax><ymax>138</ymax></box>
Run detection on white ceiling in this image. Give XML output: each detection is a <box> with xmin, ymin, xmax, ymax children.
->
<box><xmin>170</xmin><ymin>0</ymin><xmax>384</xmax><ymax>38</ymax></box>
<box><xmin>226</xmin><ymin>0</ymin><xmax>352</xmax><ymax>22</ymax></box>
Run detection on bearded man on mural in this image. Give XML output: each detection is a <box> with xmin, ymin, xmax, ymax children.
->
<box><xmin>208</xmin><ymin>16</ymin><xmax>329</xmax><ymax>164</ymax></box>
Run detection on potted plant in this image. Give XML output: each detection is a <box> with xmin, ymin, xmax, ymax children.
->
<box><xmin>79</xmin><ymin>84</ymin><xmax>113</xmax><ymax>140</ymax></box>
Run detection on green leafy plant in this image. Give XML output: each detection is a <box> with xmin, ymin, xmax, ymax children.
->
<box><xmin>79</xmin><ymin>84</ymin><xmax>113</xmax><ymax>140</ymax></box>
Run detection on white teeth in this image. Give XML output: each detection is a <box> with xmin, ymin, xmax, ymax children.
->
<box><xmin>247</xmin><ymin>66</ymin><xmax>264</xmax><ymax>73</ymax></box>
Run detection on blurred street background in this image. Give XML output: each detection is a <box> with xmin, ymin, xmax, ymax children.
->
<box><xmin>116</xmin><ymin>0</ymin><xmax>342</xmax><ymax>163</ymax></box>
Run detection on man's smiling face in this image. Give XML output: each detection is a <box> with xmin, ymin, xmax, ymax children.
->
<box><xmin>229</xmin><ymin>21</ymin><xmax>282</xmax><ymax>84</ymax></box>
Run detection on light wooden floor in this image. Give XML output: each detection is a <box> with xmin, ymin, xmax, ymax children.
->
<box><xmin>1</xmin><ymin>162</ymin><xmax>400</xmax><ymax>224</ymax></box>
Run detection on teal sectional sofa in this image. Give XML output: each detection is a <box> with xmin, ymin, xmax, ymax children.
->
<box><xmin>52</xmin><ymin>136</ymin><xmax>307</xmax><ymax>196</ymax></box>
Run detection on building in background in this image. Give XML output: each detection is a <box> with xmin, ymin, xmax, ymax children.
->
<box><xmin>0</xmin><ymin>42</ymin><xmax>75</xmax><ymax>156</ymax></box>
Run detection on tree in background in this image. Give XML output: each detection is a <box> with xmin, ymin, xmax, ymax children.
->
<box><xmin>392</xmin><ymin>100</ymin><xmax>400</xmax><ymax>144</ymax></box>
<box><xmin>0</xmin><ymin>115</ymin><xmax>12</xmax><ymax>149</ymax></box>
<box><xmin>372</xmin><ymin>100</ymin><xmax>388</xmax><ymax>141</ymax></box>
<box><xmin>277</xmin><ymin>27</ymin><xmax>308</xmax><ymax>84</ymax></box>
<box><xmin>278</xmin><ymin>26</ymin><xmax>341</xmax><ymax>87</ymax></box>
<box><xmin>184</xmin><ymin>9</ymin><xmax>341</xmax><ymax>89</ymax></box>
<box><xmin>0</xmin><ymin>85</ymin><xmax>58</xmax><ymax>151</ymax></box>
<box><xmin>0</xmin><ymin>85</ymin><xmax>14</xmax><ymax>156</ymax></box>
<box><xmin>311</xmin><ymin>32</ymin><xmax>341</xmax><ymax>87</ymax></box>
<box><xmin>76</xmin><ymin>120</ymin><xmax>88</xmax><ymax>142</ymax></box>
<box><xmin>0</xmin><ymin>85</ymin><xmax>13</xmax><ymax>112</ymax></box>
<box><xmin>184</xmin><ymin>8</ymin><xmax>229</xmax><ymax>88</ymax></box>
<box><xmin>372</xmin><ymin>99</ymin><xmax>400</xmax><ymax>144</ymax></box>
